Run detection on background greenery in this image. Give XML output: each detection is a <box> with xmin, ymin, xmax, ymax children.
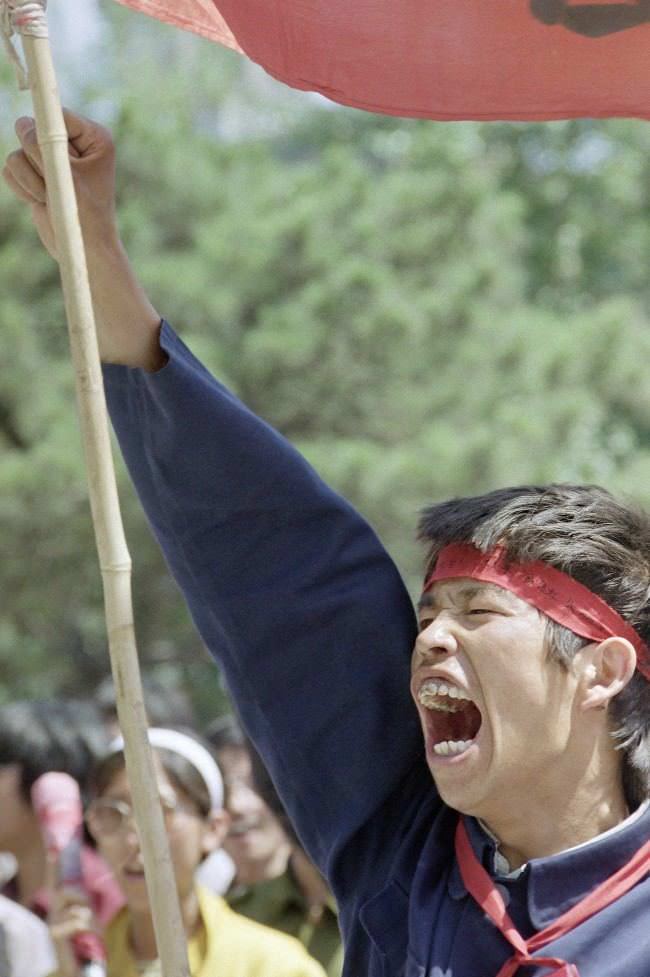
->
<box><xmin>1</xmin><ymin>5</ymin><xmax>649</xmax><ymax>720</ymax></box>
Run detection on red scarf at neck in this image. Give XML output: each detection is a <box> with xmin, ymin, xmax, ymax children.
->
<box><xmin>455</xmin><ymin>818</ymin><xmax>650</xmax><ymax>977</ymax></box>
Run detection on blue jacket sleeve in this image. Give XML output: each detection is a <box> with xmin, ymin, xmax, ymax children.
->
<box><xmin>103</xmin><ymin>322</ymin><xmax>427</xmax><ymax>885</ymax></box>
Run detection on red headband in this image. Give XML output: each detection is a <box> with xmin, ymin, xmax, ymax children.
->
<box><xmin>423</xmin><ymin>543</ymin><xmax>650</xmax><ymax>682</ymax></box>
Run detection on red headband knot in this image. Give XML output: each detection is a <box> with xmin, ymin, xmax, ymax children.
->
<box><xmin>423</xmin><ymin>543</ymin><xmax>650</xmax><ymax>683</ymax></box>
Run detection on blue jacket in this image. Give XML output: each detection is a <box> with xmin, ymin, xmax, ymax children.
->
<box><xmin>105</xmin><ymin>323</ymin><xmax>650</xmax><ymax>977</ymax></box>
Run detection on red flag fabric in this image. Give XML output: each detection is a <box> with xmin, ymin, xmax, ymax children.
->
<box><xmin>114</xmin><ymin>0</ymin><xmax>650</xmax><ymax>120</ymax></box>
<box><xmin>115</xmin><ymin>0</ymin><xmax>240</xmax><ymax>48</ymax></box>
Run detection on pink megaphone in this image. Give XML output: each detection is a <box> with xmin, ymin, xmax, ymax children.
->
<box><xmin>31</xmin><ymin>772</ymin><xmax>107</xmax><ymax>977</ymax></box>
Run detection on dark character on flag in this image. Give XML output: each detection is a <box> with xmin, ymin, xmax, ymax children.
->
<box><xmin>531</xmin><ymin>0</ymin><xmax>650</xmax><ymax>36</ymax></box>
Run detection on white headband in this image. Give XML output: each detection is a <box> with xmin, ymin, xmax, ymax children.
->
<box><xmin>108</xmin><ymin>727</ymin><xmax>224</xmax><ymax>811</ymax></box>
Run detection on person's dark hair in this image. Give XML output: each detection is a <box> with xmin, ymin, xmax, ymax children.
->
<box><xmin>203</xmin><ymin>712</ymin><xmax>246</xmax><ymax>752</ymax></box>
<box><xmin>94</xmin><ymin>673</ymin><xmax>196</xmax><ymax>731</ymax></box>
<box><xmin>419</xmin><ymin>483</ymin><xmax>650</xmax><ymax>806</ymax></box>
<box><xmin>0</xmin><ymin>699</ymin><xmax>109</xmax><ymax>805</ymax></box>
<box><xmin>88</xmin><ymin>727</ymin><xmax>215</xmax><ymax>818</ymax></box>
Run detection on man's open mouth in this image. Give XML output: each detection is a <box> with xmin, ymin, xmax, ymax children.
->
<box><xmin>417</xmin><ymin>679</ymin><xmax>483</xmax><ymax>757</ymax></box>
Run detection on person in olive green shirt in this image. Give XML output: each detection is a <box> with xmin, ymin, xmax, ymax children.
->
<box><xmin>205</xmin><ymin>716</ymin><xmax>343</xmax><ymax>977</ymax></box>
<box><xmin>227</xmin><ymin>848</ymin><xmax>343</xmax><ymax>977</ymax></box>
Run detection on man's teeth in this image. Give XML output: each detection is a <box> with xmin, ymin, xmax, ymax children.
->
<box><xmin>417</xmin><ymin>680</ymin><xmax>472</xmax><ymax>711</ymax></box>
<box><xmin>433</xmin><ymin>739</ymin><xmax>474</xmax><ymax>757</ymax></box>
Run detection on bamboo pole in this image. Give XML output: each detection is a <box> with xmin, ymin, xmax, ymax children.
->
<box><xmin>1</xmin><ymin>3</ymin><xmax>190</xmax><ymax>975</ymax></box>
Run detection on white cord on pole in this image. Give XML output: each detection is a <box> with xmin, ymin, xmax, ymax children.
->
<box><xmin>0</xmin><ymin>0</ymin><xmax>47</xmax><ymax>88</ymax></box>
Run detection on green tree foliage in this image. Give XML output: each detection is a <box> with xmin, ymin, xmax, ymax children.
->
<box><xmin>0</xmin><ymin>7</ymin><xmax>649</xmax><ymax>709</ymax></box>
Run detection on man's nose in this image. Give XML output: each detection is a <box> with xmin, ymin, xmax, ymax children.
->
<box><xmin>413</xmin><ymin>614</ymin><xmax>459</xmax><ymax>663</ymax></box>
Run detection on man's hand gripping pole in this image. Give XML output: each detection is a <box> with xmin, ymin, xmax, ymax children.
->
<box><xmin>0</xmin><ymin>3</ymin><xmax>191</xmax><ymax>974</ymax></box>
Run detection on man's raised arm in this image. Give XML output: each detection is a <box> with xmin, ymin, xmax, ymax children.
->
<box><xmin>3</xmin><ymin>112</ymin><xmax>164</xmax><ymax>371</ymax></box>
<box><xmin>3</xmin><ymin>112</ymin><xmax>429</xmax><ymax>884</ymax></box>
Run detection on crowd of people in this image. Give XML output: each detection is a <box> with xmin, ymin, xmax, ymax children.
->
<box><xmin>0</xmin><ymin>691</ymin><xmax>343</xmax><ymax>977</ymax></box>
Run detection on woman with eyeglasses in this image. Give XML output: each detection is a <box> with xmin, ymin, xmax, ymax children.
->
<box><xmin>46</xmin><ymin>728</ymin><xmax>327</xmax><ymax>977</ymax></box>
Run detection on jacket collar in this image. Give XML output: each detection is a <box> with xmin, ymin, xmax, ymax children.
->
<box><xmin>448</xmin><ymin>801</ymin><xmax>650</xmax><ymax>928</ymax></box>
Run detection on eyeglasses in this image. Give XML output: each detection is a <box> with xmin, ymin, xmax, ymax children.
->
<box><xmin>85</xmin><ymin>790</ymin><xmax>198</xmax><ymax>838</ymax></box>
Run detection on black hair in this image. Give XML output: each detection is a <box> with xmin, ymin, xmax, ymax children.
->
<box><xmin>203</xmin><ymin>712</ymin><xmax>246</xmax><ymax>752</ymax></box>
<box><xmin>0</xmin><ymin>699</ymin><xmax>108</xmax><ymax>805</ymax></box>
<box><xmin>94</xmin><ymin>673</ymin><xmax>196</xmax><ymax>730</ymax></box>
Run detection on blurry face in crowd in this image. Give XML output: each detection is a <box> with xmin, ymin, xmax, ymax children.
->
<box><xmin>86</xmin><ymin>758</ymin><xmax>226</xmax><ymax>914</ymax></box>
<box><xmin>217</xmin><ymin>746</ymin><xmax>289</xmax><ymax>882</ymax></box>
<box><xmin>0</xmin><ymin>764</ymin><xmax>33</xmax><ymax>851</ymax></box>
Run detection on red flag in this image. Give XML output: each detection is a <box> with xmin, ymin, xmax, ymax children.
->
<box><xmin>114</xmin><ymin>0</ymin><xmax>650</xmax><ymax>120</ymax></box>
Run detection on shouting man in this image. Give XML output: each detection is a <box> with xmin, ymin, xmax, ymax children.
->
<box><xmin>3</xmin><ymin>112</ymin><xmax>649</xmax><ymax>977</ymax></box>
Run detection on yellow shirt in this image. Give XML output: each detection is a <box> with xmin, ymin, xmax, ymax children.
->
<box><xmin>105</xmin><ymin>886</ymin><xmax>327</xmax><ymax>977</ymax></box>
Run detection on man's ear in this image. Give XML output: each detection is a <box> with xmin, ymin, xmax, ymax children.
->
<box><xmin>580</xmin><ymin>637</ymin><xmax>637</xmax><ymax>713</ymax></box>
<box><xmin>201</xmin><ymin>808</ymin><xmax>230</xmax><ymax>856</ymax></box>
